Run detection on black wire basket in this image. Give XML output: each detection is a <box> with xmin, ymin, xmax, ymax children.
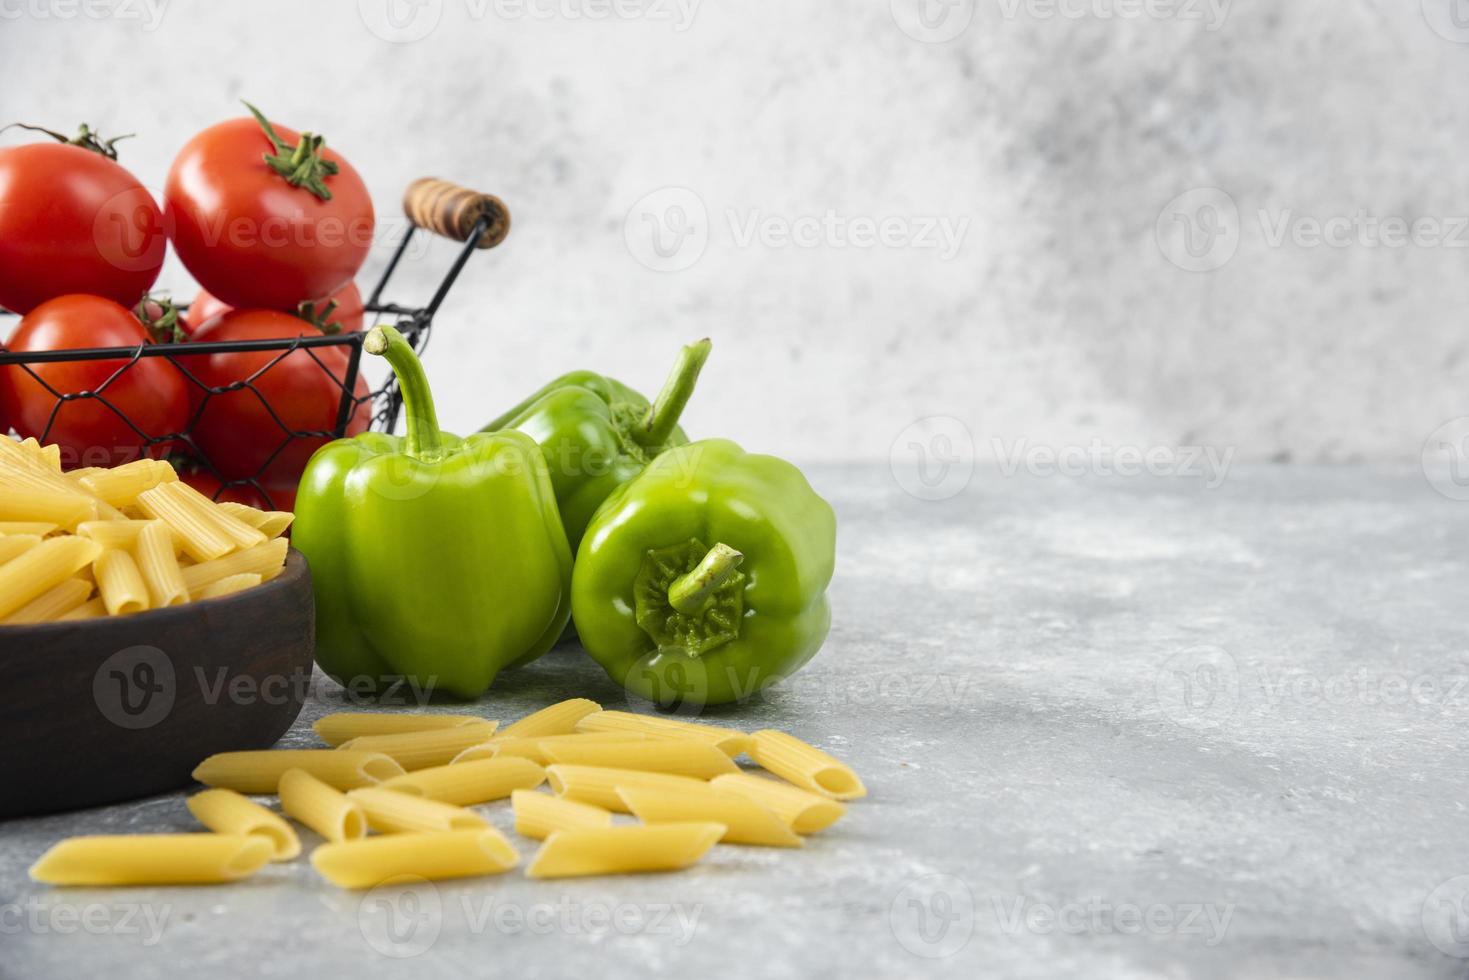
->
<box><xmin>0</xmin><ymin>179</ymin><xmax>509</xmax><ymax>509</ymax></box>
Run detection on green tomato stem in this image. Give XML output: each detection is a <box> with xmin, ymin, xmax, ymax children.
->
<box><xmin>635</xmin><ymin>338</ymin><xmax>712</xmax><ymax>448</ymax></box>
<box><xmin>667</xmin><ymin>543</ymin><xmax>743</xmax><ymax>615</ymax></box>
<box><xmin>365</xmin><ymin>325</ymin><xmax>443</xmax><ymax>462</ymax></box>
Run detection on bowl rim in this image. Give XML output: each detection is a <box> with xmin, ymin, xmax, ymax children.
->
<box><xmin>0</xmin><ymin>548</ymin><xmax>310</xmax><ymax>636</ymax></box>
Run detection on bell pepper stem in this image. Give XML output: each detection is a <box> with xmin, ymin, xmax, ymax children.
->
<box><xmin>667</xmin><ymin>543</ymin><xmax>743</xmax><ymax>615</ymax></box>
<box><xmin>365</xmin><ymin>325</ymin><xmax>444</xmax><ymax>461</ymax></box>
<box><xmin>635</xmin><ymin>338</ymin><xmax>712</xmax><ymax>448</ymax></box>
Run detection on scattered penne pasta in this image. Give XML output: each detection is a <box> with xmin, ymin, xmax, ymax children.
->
<box><xmin>575</xmin><ymin>710</ymin><xmax>754</xmax><ymax>757</ymax></box>
<box><xmin>380</xmin><ymin>757</ymin><xmax>546</xmax><ymax>806</ymax></box>
<box><xmin>749</xmin><ymin>730</ymin><xmax>867</xmax><ymax>800</ymax></box>
<box><xmin>526</xmin><ymin>823</ymin><xmax>726</xmax><ymax>879</ymax></box>
<box><xmin>311</xmin><ymin>829</ymin><xmax>519</xmax><ymax>889</ymax></box>
<box><xmin>540</xmin><ymin>737</ymin><xmax>739</xmax><ymax>779</ymax></box>
<box><xmin>29</xmin><ymin>834</ymin><xmax>274</xmax><ymax>886</ymax></box>
<box><xmin>616</xmin><ymin>785</ymin><xmax>803</xmax><ymax>848</ymax></box>
<box><xmin>709</xmin><ymin>773</ymin><xmax>847</xmax><ymax>833</ymax></box>
<box><xmin>314</xmin><ymin>712</ymin><xmax>489</xmax><ymax>747</ymax></box>
<box><xmin>544</xmin><ymin>764</ymin><xmax>706</xmax><ymax>813</ymax></box>
<box><xmin>452</xmin><ymin>732</ymin><xmax>648</xmax><ymax>766</ymax></box>
<box><xmin>0</xmin><ymin>536</ymin><xmax>100</xmax><ymax>620</ymax></box>
<box><xmin>347</xmin><ymin>788</ymin><xmax>488</xmax><ymax>834</ymax></box>
<box><xmin>2</xmin><ymin>577</ymin><xmax>93</xmax><ymax>625</ymax></box>
<box><xmin>278</xmin><ymin>769</ymin><xmax>366</xmax><ymax>843</ymax></box>
<box><xmin>186</xmin><ymin>789</ymin><xmax>301</xmax><ymax>861</ymax></box>
<box><xmin>192</xmin><ymin>750</ymin><xmax>404</xmax><ymax>794</ymax></box>
<box><xmin>338</xmin><ymin>723</ymin><xmax>500</xmax><ymax>771</ymax></box>
<box><xmin>94</xmin><ymin>549</ymin><xmax>148</xmax><ymax>616</ymax></box>
<box><xmin>493</xmin><ymin>698</ymin><xmax>602</xmax><ymax>740</ymax></box>
<box><xmin>511</xmin><ymin>789</ymin><xmax>614</xmax><ymax>840</ymax></box>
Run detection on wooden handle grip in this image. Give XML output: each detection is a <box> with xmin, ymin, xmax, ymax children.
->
<box><xmin>402</xmin><ymin>178</ymin><xmax>510</xmax><ymax>249</ymax></box>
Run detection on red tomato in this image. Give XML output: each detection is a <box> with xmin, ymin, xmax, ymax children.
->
<box><xmin>0</xmin><ymin>295</ymin><xmax>189</xmax><ymax>467</ymax></box>
<box><xmin>164</xmin><ymin>108</ymin><xmax>373</xmax><ymax>310</ymax></box>
<box><xmin>0</xmin><ymin>140</ymin><xmax>165</xmax><ymax>314</ymax></box>
<box><xmin>182</xmin><ymin>310</ymin><xmax>370</xmax><ymax>484</ymax></box>
<box><xmin>179</xmin><ymin>468</ymin><xmax>296</xmax><ymax>512</ymax></box>
<box><xmin>188</xmin><ymin>281</ymin><xmax>365</xmax><ymax>336</ymax></box>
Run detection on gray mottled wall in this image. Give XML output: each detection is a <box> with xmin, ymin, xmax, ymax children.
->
<box><xmin>3</xmin><ymin>0</ymin><xmax>1466</xmax><ymax>462</ymax></box>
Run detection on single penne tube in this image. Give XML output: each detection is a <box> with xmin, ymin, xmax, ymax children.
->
<box><xmin>57</xmin><ymin>597</ymin><xmax>107</xmax><ymax>621</ymax></box>
<box><xmin>494</xmin><ymin>698</ymin><xmax>602</xmax><ymax>740</ymax></box>
<box><xmin>314</xmin><ymin>712</ymin><xmax>490</xmax><ymax>747</ymax></box>
<box><xmin>346</xmin><ymin>787</ymin><xmax>489</xmax><ymax>834</ymax></box>
<box><xmin>452</xmin><ymin>732</ymin><xmax>648</xmax><ymax>766</ymax></box>
<box><xmin>135</xmin><ymin>483</ymin><xmax>234</xmax><ymax>562</ymax></box>
<box><xmin>380</xmin><ymin>757</ymin><xmax>546</xmax><ymax>806</ymax></box>
<box><xmin>0</xmin><ymin>536</ymin><xmax>100</xmax><ymax>620</ymax></box>
<box><xmin>575</xmin><ymin>710</ymin><xmax>754</xmax><ymax>757</ymax></box>
<box><xmin>0</xmin><ymin>534</ymin><xmax>43</xmax><ymax>566</ymax></box>
<box><xmin>749</xmin><ymin>730</ymin><xmax>866</xmax><ymax>800</ymax></box>
<box><xmin>278</xmin><ymin>769</ymin><xmax>366</xmax><ymax>843</ymax></box>
<box><xmin>192</xmin><ymin>750</ymin><xmax>404</xmax><ymax>794</ymax></box>
<box><xmin>136</xmin><ymin>520</ymin><xmax>188</xmax><ymax>608</ymax></box>
<box><xmin>0</xmin><ymin>521</ymin><xmax>56</xmax><ymax>536</ymax></box>
<box><xmin>186</xmin><ymin>789</ymin><xmax>301</xmax><ymax>861</ymax></box>
<box><xmin>544</xmin><ymin>765</ymin><xmax>706</xmax><ymax>813</ymax></box>
<box><xmin>0</xmin><ymin>482</ymin><xmax>93</xmax><ymax>530</ymax></box>
<box><xmin>708</xmin><ymin>773</ymin><xmax>847</xmax><ymax>833</ymax></box>
<box><xmin>77</xmin><ymin>458</ymin><xmax>176</xmax><ymax>506</ymax></box>
<box><xmin>541</xmin><ymin>738</ymin><xmax>739</xmax><ymax>779</ymax></box>
<box><xmin>511</xmin><ymin>789</ymin><xmax>614</xmax><ymax>840</ymax></box>
<box><xmin>179</xmin><ymin>538</ymin><xmax>288</xmax><ymax>594</ymax></box>
<box><xmin>616</xmin><ymin>785</ymin><xmax>802</xmax><ymax>848</ymax></box>
<box><xmin>63</xmin><ymin>466</ymin><xmax>105</xmax><ymax>484</ymax></box>
<box><xmin>94</xmin><ymin>548</ymin><xmax>149</xmax><ymax>616</ymax></box>
<box><xmin>77</xmin><ymin>519</ymin><xmax>162</xmax><ymax>550</ymax></box>
<box><xmin>217</xmin><ymin>502</ymin><xmax>294</xmax><ymax>537</ymax></box>
<box><xmin>197</xmin><ymin>573</ymin><xmax>262</xmax><ymax>600</ymax></box>
<box><xmin>168</xmin><ymin>480</ymin><xmax>268</xmax><ymax>550</ymax></box>
<box><xmin>526</xmin><ymin>823</ymin><xmax>725</xmax><ymax>879</ymax></box>
<box><xmin>1</xmin><ymin>578</ymin><xmax>93</xmax><ymax>625</ymax></box>
<box><xmin>311</xmin><ymin>829</ymin><xmax>518</xmax><ymax>889</ymax></box>
<box><xmin>339</xmin><ymin>723</ymin><xmax>500</xmax><ymax>771</ymax></box>
<box><xmin>29</xmin><ymin>834</ymin><xmax>273</xmax><ymax>886</ymax></box>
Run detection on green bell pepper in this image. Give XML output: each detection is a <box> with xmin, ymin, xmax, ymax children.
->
<box><xmin>293</xmin><ymin>325</ymin><xmax>573</xmax><ymax>699</ymax></box>
<box><xmin>481</xmin><ymin>339</ymin><xmax>710</xmax><ymax>552</ymax></box>
<box><xmin>571</xmin><ymin>438</ymin><xmax>837</xmax><ymax>707</ymax></box>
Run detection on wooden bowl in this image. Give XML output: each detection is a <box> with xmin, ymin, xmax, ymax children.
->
<box><xmin>0</xmin><ymin>550</ymin><xmax>314</xmax><ymax>818</ymax></box>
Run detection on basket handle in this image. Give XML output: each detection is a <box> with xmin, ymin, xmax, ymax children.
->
<box><xmin>402</xmin><ymin>177</ymin><xmax>511</xmax><ymax>249</ymax></box>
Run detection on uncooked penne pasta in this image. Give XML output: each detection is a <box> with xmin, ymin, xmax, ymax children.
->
<box><xmin>380</xmin><ymin>757</ymin><xmax>545</xmax><ymax>806</ymax></box>
<box><xmin>494</xmin><ymin>698</ymin><xmax>602</xmax><ymax>740</ymax></box>
<box><xmin>169</xmin><ymin>480</ymin><xmax>267</xmax><ymax>550</ymax></box>
<box><xmin>616</xmin><ymin>785</ymin><xmax>802</xmax><ymax>848</ymax></box>
<box><xmin>0</xmin><ymin>535</ymin><xmax>100</xmax><ymax>620</ymax></box>
<box><xmin>57</xmin><ymin>597</ymin><xmax>107</xmax><ymax>621</ymax></box>
<box><xmin>339</xmin><ymin>723</ymin><xmax>499</xmax><ymax>771</ymax></box>
<box><xmin>0</xmin><ymin>484</ymin><xmax>92</xmax><ymax>531</ymax></box>
<box><xmin>511</xmin><ymin>790</ymin><xmax>614</xmax><ymax>840</ymax></box>
<box><xmin>278</xmin><ymin>769</ymin><xmax>366</xmax><ymax>843</ymax></box>
<box><xmin>541</xmin><ymin>738</ymin><xmax>738</xmax><ymax>779</ymax></box>
<box><xmin>709</xmin><ymin>773</ymin><xmax>847</xmax><ymax>833</ymax></box>
<box><xmin>575</xmin><ymin>710</ymin><xmax>754</xmax><ymax>757</ymax></box>
<box><xmin>311</xmin><ymin>828</ymin><xmax>518</xmax><ymax>889</ymax></box>
<box><xmin>136</xmin><ymin>520</ymin><xmax>188</xmax><ymax>608</ymax></box>
<box><xmin>526</xmin><ymin>823</ymin><xmax>725</xmax><ymax>879</ymax></box>
<box><xmin>197</xmin><ymin>573</ymin><xmax>263</xmax><ymax>600</ymax></box>
<box><xmin>193</xmin><ymin>750</ymin><xmax>404</xmax><ymax>794</ymax></box>
<box><xmin>544</xmin><ymin>765</ymin><xmax>706</xmax><ymax>813</ymax></box>
<box><xmin>314</xmin><ymin>712</ymin><xmax>489</xmax><ymax>747</ymax></box>
<box><xmin>0</xmin><ymin>534</ymin><xmax>42</xmax><ymax>566</ymax></box>
<box><xmin>2</xmin><ymin>578</ymin><xmax>93</xmax><ymax>625</ymax></box>
<box><xmin>186</xmin><ymin>789</ymin><xmax>301</xmax><ymax>861</ymax></box>
<box><xmin>94</xmin><ymin>548</ymin><xmax>148</xmax><ymax>616</ymax></box>
<box><xmin>452</xmin><ymin>732</ymin><xmax>648</xmax><ymax>766</ymax></box>
<box><xmin>77</xmin><ymin>519</ymin><xmax>161</xmax><ymax>550</ymax></box>
<box><xmin>78</xmin><ymin>459</ymin><xmax>175</xmax><ymax>507</ymax></box>
<box><xmin>29</xmin><ymin>834</ymin><xmax>273</xmax><ymax>886</ymax></box>
<box><xmin>135</xmin><ymin>483</ymin><xmax>233</xmax><ymax>562</ymax></box>
<box><xmin>0</xmin><ymin>522</ymin><xmax>56</xmax><ymax>536</ymax></box>
<box><xmin>749</xmin><ymin>730</ymin><xmax>866</xmax><ymax>800</ymax></box>
<box><xmin>347</xmin><ymin>787</ymin><xmax>488</xmax><ymax>834</ymax></box>
<box><xmin>180</xmin><ymin>538</ymin><xmax>288</xmax><ymax>594</ymax></box>
<box><xmin>217</xmin><ymin>502</ymin><xmax>294</xmax><ymax>537</ymax></box>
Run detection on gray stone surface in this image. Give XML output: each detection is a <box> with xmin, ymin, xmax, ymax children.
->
<box><xmin>2</xmin><ymin>464</ymin><xmax>1467</xmax><ymax>979</ymax></box>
